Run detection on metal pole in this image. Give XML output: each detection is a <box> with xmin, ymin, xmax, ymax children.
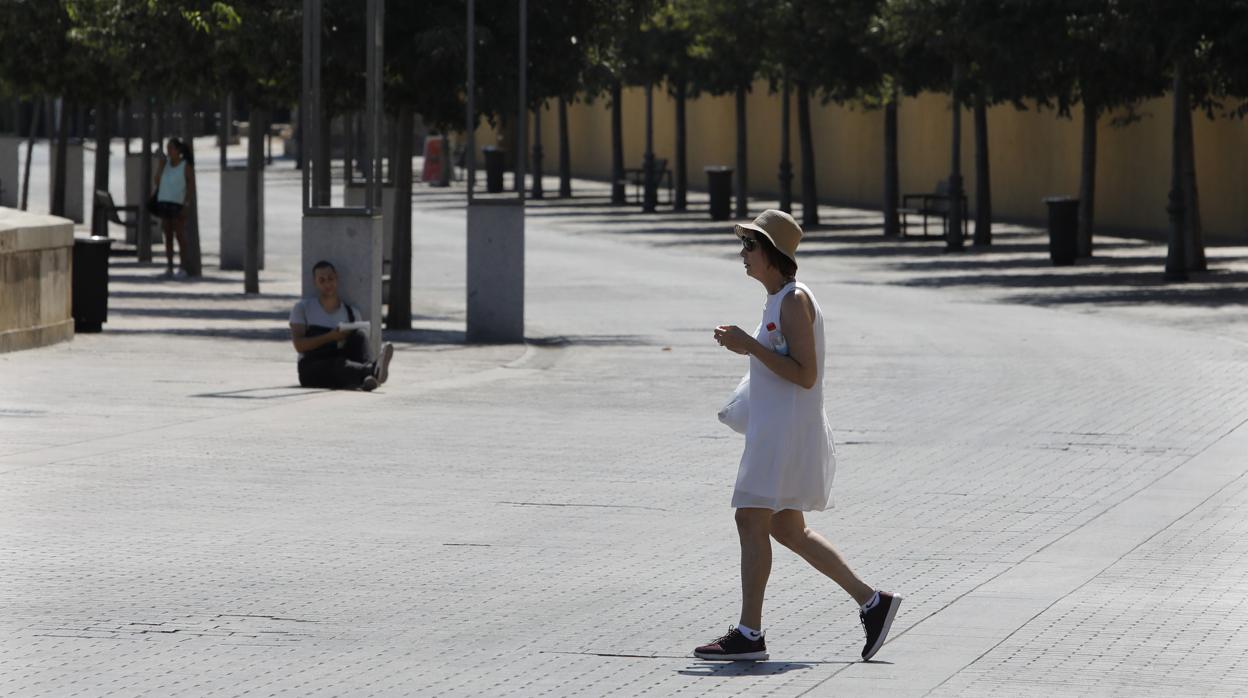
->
<box><xmin>517</xmin><ymin>0</ymin><xmax>526</xmax><ymax>202</ymax></box>
<box><xmin>467</xmin><ymin>0</ymin><xmax>475</xmax><ymax>204</ymax></box>
<box><xmin>301</xmin><ymin>0</ymin><xmax>313</xmax><ymax>212</ymax></box>
<box><xmin>365</xmin><ymin>0</ymin><xmax>384</xmax><ymax>212</ymax></box>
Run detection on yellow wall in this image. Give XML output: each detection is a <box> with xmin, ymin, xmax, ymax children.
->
<box><xmin>522</xmin><ymin>82</ymin><xmax>1247</xmax><ymax>242</ymax></box>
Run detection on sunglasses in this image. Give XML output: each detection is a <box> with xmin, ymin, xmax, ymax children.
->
<box><xmin>740</xmin><ymin>236</ymin><xmax>758</xmax><ymax>252</ymax></box>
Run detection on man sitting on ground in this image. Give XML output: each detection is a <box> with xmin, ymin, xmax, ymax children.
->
<box><xmin>290</xmin><ymin>260</ymin><xmax>394</xmax><ymax>391</ymax></box>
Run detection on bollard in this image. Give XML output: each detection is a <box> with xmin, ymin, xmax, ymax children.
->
<box><xmin>483</xmin><ymin>147</ymin><xmax>506</xmax><ymax>194</ymax></box>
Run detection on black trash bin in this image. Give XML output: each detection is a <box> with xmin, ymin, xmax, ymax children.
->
<box><xmin>705</xmin><ymin>166</ymin><xmax>733</xmax><ymax>221</ymax></box>
<box><xmin>72</xmin><ymin>235</ymin><xmax>113</xmax><ymax>332</ymax></box>
<box><xmin>1044</xmin><ymin>196</ymin><xmax>1079</xmax><ymax>266</ymax></box>
<box><xmin>483</xmin><ymin>147</ymin><xmax>506</xmax><ymax>193</ymax></box>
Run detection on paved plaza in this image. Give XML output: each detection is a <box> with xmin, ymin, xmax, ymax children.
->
<box><xmin>3</xmin><ymin>142</ymin><xmax>1248</xmax><ymax>696</ymax></box>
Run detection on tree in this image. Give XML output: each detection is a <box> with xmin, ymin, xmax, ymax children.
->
<box><xmin>768</xmin><ymin>0</ymin><xmax>885</xmax><ymax>228</ymax></box>
<box><xmin>211</xmin><ymin>0</ymin><xmax>300</xmax><ymax>294</ymax></box>
<box><xmin>688</xmin><ymin>0</ymin><xmax>769</xmax><ymax>219</ymax></box>
<box><xmin>1040</xmin><ymin>0</ymin><xmax>1165</xmax><ymax>258</ymax></box>
<box><xmin>887</xmin><ymin>0</ymin><xmax>1064</xmax><ymax>249</ymax></box>
<box><xmin>1125</xmin><ymin>0</ymin><xmax>1240</xmax><ymax>277</ymax></box>
<box><xmin>644</xmin><ymin>1</ymin><xmax>705</xmax><ymax>212</ymax></box>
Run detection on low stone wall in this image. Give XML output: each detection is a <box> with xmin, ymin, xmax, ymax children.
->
<box><xmin>0</xmin><ymin>207</ymin><xmax>74</xmax><ymax>353</ymax></box>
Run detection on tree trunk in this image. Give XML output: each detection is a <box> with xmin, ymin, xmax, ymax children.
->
<box><xmin>1077</xmin><ymin>104</ymin><xmax>1097</xmax><ymax>258</ymax></box>
<box><xmin>138</xmin><ymin>97</ymin><xmax>154</xmax><ymax>262</ymax></box>
<box><xmin>778</xmin><ymin>80</ymin><xmax>793</xmax><ymax>213</ymax></box>
<box><xmin>21</xmin><ymin>100</ymin><xmax>42</xmax><ymax>211</ymax></box>
<box><xmin>883</xmin><ymin>93</ymin><xmax>900</xmax><ymax>237</ymax></box>
<box><xmin>558</xmin><ymin>97</ymin><xmax>571</xmax><ymax>198</ymax></box>
<box><xmin>51</xmin><ymin>98</ymin><xmax>68</xmax><ymax>217</ymax></box>
<box><xmin>1164</xmin><ymin>63</ymin><xmax>1188</xmax><ymax>281</ymax></box>
<box><xmin>972</xmin><ymin>88</ymin><xmax>991</xmax><ymax>246</ymax></box>
<box><xmin>674</xmin><ymin>81</ymin><xmax>687</xmax><ymax>211</ymax></box>
<box><xmin>344</xmin><ymin>112</ymin><xmax>355</xmax><ymax>186</ymax></box>
<box><xmin>245</xmin><ymin>108</ymin><xmax>266</xmax><ymax>294</ymax></box>
<box><xmin>179</xmin><ymin>101</ymin><xmax>202</xmax><ymax>277</ymax></box>
<box><xmin>797</xmin><ymin>81</ymin><xmax>818</xmax><ymax>227</ymax></box>
<box><xmin>92</xmin><ymin>102</ymin><xmax>111</xmax><ymax>236</ymax></box>
<box><xmin>1182</xmin><ymin>101</ymin><xmax>1206</xmax><ymax>271</ymax></box>
<box><xmin>439</xmin><ymin>132</ymin><xmax>452</xmax><ymax>187</ymax></box>
<box><xmin>611</xmin><ymin>81</ymin><xmax>625</xmax><ymax>204</ymax></box>
<box><xmin>315</xmin><ymin>108</ymin><xmax>331</xmax><ymax>205</ymax></box>
<box><xmin>219</xmin><ymin>95</ymin><xmax>231</xmax><ymax>171</ymax></box>
<box><xmin>532</xmin><ymin>105</ymin><xmax>544</xmax><ymax>199</ymax></box>
<box><xmin>946</xmin><ymin>64</ymin><xmax>965</xmax><ymax>251</ymax></box>
<box><xmin>643</xmin><ymin>83</ymin><xmax>657</xmax><ymax>212</ymax></box>
<box><xmin>389</xmin><ymin>106</ymin><xmax>414</xmax><ymax>329</ymax></box>
<box><xmin>734</xmin><ymin>85</ymin><xmax>748</xmax><ymax>219</ymax></box>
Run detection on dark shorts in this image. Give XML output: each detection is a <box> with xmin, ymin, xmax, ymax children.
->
<box><xmin>152</xmin><ymin>201</ymin><xmax>184</xmax><ymax>220</ymax></box>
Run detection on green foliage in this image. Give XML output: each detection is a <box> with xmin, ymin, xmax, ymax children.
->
<box><xmin>209</xmin><ymin>0</ymin><xmax>300</xmax><ymax>109</ymax></box>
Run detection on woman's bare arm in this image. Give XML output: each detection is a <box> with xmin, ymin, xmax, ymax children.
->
<box><xmin>714</xmin><ymin>289</ymin><xmax>818</xmax><ymax>389</ymax></box>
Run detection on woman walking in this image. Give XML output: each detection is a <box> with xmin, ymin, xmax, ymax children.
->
<box><xmin>698</xmin><ymin>209</ymin><xmax>901</xmax><ymax>662</ymax></box>
<box><xmin>151</xmin><ymin>137</ymin><xmax>196</xmax><ymax>278</ymax></box>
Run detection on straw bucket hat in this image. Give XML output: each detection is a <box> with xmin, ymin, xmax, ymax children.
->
<box><xmin>734</xmin><ymin>209</ymin><xmax>802</xmax><ymax>264</ymax></box>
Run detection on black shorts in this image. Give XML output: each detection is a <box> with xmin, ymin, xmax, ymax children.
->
<box><xmin>152</xmin><ymin>201</ymin><xmax>184</xmax><ymax>220</ymax></box>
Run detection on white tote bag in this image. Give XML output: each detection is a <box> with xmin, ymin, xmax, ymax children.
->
<box><xmin>718</xmin><ymin>374</ymin><xmax>749</xmax><ymax>434</ymax></box>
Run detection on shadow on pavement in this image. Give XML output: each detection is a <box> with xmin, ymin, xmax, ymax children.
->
<box><xmin>677</xmin><ymin>659</ymin><xmax>860</xmax><ymax>677</ymax></box>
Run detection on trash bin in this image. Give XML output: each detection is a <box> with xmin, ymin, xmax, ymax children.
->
<box><xmin>1044</xmin><ymin>196</ymin><xmax>1079</xmax><ymax>266</ymax></box>
<box><xmin>483</xmin><ymin>147</ymin><xmax>506</xmax><ymax>194</ymax></box>
<box><xmin>705</xmin><ymin>166</ymin><xmax>733</xmax><ymax>221</ymax></box>
<box><xmin>72</xmin><ymin>235</ymin><xmax>112</xmax><ymax>332</ymax></box>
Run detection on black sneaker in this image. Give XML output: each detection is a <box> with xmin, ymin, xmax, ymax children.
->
<box><xmin>694</xmin><ymin>626</ymin><xmax>768</xmax><ymax>661</ymax></box>
<box><xmin>860</xmin><ymin>591</ymin><xmax>901</xmax><ymax>660</ymax></box>
<box><xmin>361</xmin><ymin>376</ymin><xmax>380</xmax><ymax>392</ymax></box>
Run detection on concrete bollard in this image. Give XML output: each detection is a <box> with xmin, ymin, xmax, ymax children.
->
<box><xmin>125</xmin><ymin>153</ymin><xmax>159</xmax><ymax>245</ymax></box>
<box><xmin>301</xmin><ymin>214</ymin><xmax>384</xmax><ymax>355</ymax></box>
<box><xmin>466</xmin><ymin>200</ymin><xmax>525</xmax><ymax>343</ymax></box>
<box><xmin>219</xmin><ymin>168</ymin><xmax>264</xmax><ymax>271</ymax></box>
<box><xmin>0</xmin><ymin>136</ymin><xmax>20</xmax><ymax>208</ymax></box>
<box><xmin>344</xmin><ymin>184</ymin><xmax>395</xmax><ymax>265</ymax></box>
<box><xmin>49</xmin><ymin>143</ymin><xmax>84</xmax><ymax>223</ymax></box>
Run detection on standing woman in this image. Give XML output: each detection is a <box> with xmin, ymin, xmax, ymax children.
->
<box><xmin>151</xmin><ymin>137</ymin><xmax>195</xmax><ymax>277</ymax></box>
<box><xmin>699</xmin><ymin>209</ymin><xmax>901</xmax><ymax>662</ymax></box>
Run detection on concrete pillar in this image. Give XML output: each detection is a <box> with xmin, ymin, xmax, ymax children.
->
<box><xmin>344</xmin><ymin>183</ymin><xmax>395</xmax><ymax>264</ymax></box>
<box><xmin>466</xmin><ymin>201</ymin><xmax>525</xmax><ymax>343</ymax></box>
<box><xmin>124</xmin><ymin>153</ymin><xmax>159</xmax><ymax>245</ymax></box>
<box><xmin>0</xmin><ymin>135</ymin><xmax>20</xmax><ymax>207</ymax></box>
<box><xmin>49</xmin><ymin>143</ymin><xmax>84</xmax><ymax>223</ymax></box>
<box><xmin>219</xmin><ymin>168</ymin><xmax>264</xmax><ymax>270</ymax></box>
<box><xmin>301</xmin><ymin>214</ymin><xmax>383</xmax><ymax>354</ymax></box>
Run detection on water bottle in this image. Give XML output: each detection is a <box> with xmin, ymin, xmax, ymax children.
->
<box><xmin>766</xmin><ymin>322</ymin><xmax>788</xmax><ymax>355</ymax></box>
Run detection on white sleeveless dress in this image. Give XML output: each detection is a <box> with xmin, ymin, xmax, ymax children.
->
<box><xmin>732</xmin><ymin>281</ymin><xmax>837</xmax><ymax>512</ymax></box>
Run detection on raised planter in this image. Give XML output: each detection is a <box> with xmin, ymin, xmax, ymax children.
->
<box><xmin>0</xmin><ymin>207</ymin><xmax>75</xmax><ymax>352</ymax></box>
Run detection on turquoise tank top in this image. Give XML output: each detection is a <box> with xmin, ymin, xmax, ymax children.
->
<box><xmin>158</xmin><ymin>160</ymin><xmax>187</xmax><ymax>203</ymax></box>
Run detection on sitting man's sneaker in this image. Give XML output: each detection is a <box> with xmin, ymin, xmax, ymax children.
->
<box><xmin>361</xmin><ymin>376</ymin><xmax>380</xmax><ymax>392</ymax></box>
<box><xmin>694</xmin><ymin>626</ymin><xmax>768</xmax><ymax>661</ymax></box>
<box><xmin>374</xmin><ymin>342</ymin><xmax>394</xmax><ymax>384</ymax></box>
<box><xmin>859</xmin><ymin>591</ymin><xmax>901</xmax><ymax>661</ymax></box>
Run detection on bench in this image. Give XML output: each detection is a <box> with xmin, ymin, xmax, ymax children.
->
<box><xmin>898</xmin><ymin>180</ymin><xmax>968</xmax><ymax>239</ymax></box>
<box><xmin>621</xmin><ymin>158</ymin><xmax>673</xmax><ymax>205</ymax></box>
<box><xmin>93</xmin><ymin>189</ymin><xmax>138</xmax><ymax>240</ymax></box>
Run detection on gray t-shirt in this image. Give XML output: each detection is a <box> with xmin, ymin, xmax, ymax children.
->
<box><xmin>289</xmin><ymin>298</ymin><xmax>359</xmax><ymax>357</ymax></box>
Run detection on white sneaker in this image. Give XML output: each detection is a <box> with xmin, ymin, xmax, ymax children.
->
<box><xmin>374</xmin><ymin>342</ymin><xmax>394</xmax><ymax>384</ymax></box>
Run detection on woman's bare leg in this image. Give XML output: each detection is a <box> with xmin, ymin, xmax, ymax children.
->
<box><xmin>162</xmin><ymin>218</ymin><xmax>175</xmax><ymax>272</ymax></box>
<box><xmin>735</xmin><ymin>508</ymin><xmax>772</xmax><ymax>630</ymax></box>
<box><xmin>174</xmin><ymin>215</ymin><xmax>188</xmax><ymax>271</ymax></box>
<box><xmin>770</xmin><ymin>510</ymin><xmax>874</xmax><ymax>606</ymax></box>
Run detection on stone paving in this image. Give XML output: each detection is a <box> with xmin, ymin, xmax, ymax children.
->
<box><xmin>2</xmin><ymin>140</ymin><xmax>1248</xmax><ymax>696</ymax></box>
